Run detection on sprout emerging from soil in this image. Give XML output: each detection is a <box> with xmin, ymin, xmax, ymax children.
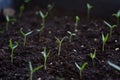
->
<box><xmin>104</xmin><ymin>21</ymin><xmax>117</xmax><ymax>37</ymax></box>
<box><xmin>55</xmin><ymin>37</ymin><xmax>65</xmax><ymax>56</ymax></box>
<box><xmin>41</xmin><ymin>47</ymin><xmax>51</xmax><ymax>70</ymax></box>
<box><xmin>5</xmin><ymin>15</ymin><xmax>16</xmax><ymax>31</ymax></box>
<box><xmin>101</xmin><ymin>33</ymin><xmax>109</xmax><ymax>51</ymax></box>
<box><xmin>9</xmin><ymin>38</ymin><xmax>18</xmax><ymax>64</ymax></box>
<box><xmin>29</xmin><ymin>61</ymin><xmax>43</xmax><ymax>80</ymax></box>
<box><xmin>75</xmin><ymin>16</ymin><xmax>80</xmax><ymax>32</ymax></box>
<box><xmin>75</xmin><ymin>62</ymin><xmax>87</xmax><ymax>80</ymax></box>
<box><xmin>19</xmin><ymin>0</ymin><xmax>31</xmax><ymax>17</ymax></box>
<box><xmin>39</xmin><ymin>11</ymin><xmax>48</xmax><ymax>32</ymax></box>
<box><xmin>112</xmin><ymin>10</ymin><xmax>120</xmax><ymax>25</ymax></box>
<box><xmin>90</xmin><ymin>49</ymin><xmax>96</xmax><ymax>66</ymax></box>
<box><xmin>107</xmin><ymin>61</ymin><xmax>120</xmax><ymax>71</ymax></box>
<box><xmin>87</xmin><ymin>3</ymin><xmax>93</xmax><ymax>20</ymax></box>
<box><xmin>67</xmin><ymin>31</ymin><xmax>76</xmax><ymax>42</ymax></box>
<box><xmin>20</xmin><ymin>28</ymin><xmax>33</xmax><ymax>46</ymax></box>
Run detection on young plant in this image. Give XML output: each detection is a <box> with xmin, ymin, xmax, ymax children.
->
<box><xmin>41</xmin><ymin>47</ymin><xmax>51</xmax><ymax>70</ymax></box>
<box><xmin>112</xmin><ymin>10</ymin><xmax>120</xmax><ymax>25</ymax></box>
<box><xmin>5</xmin><ymin>15</ymin><xmax>16</xmax><ymax>31</ymax></box>
<box><xmin>101</xmin><ymin>33</ymin><xmax>109</xmax><ymax>51</ymax></box>
<box><xmin>39</xmin><ymin>11</ymin><xmax>48</xmax><ymax>32</ymax></box>
<box><xmin>55</xmin><ymin>37</ymin><xmax>65</xmax><ymax>56</ymax></box>
<box><xmin>75</xmin><ymin>62</ymin><xmax>87</xmax><ymax>80</ymax></box>
<box><xmin>20</xmin><ymin>28</ymin><xmax>33</xmax><ymax>46</ymax></box>
<box><xmin>75</xmin><ymin>16</ymin><xmax>80</xmax><ymax>32</ymax></box>
<box><xmin>107</xmin><ymin>61</ymin><xmax>120</xmax><ymax>71</ymax></box>
<box><xmin>29</xmin><ymin>61</ymin><xmax>43</xmax><ymax>80</ymax></box>
<box><xmin>104</xmin><ymin>21</ymin><xmax>117</xmax><ymax>37</ymax></box>
<box><xmin>67</xmin><ymin>31</ymin><xmax>76</xmax><ymax>42</ymax></box>
<box><xmin>9</xmin><ymin>38</ymin><xmax>18</xmax><ymax>64</ymax></box>
<box><xmin>87</xmin><ymin>3</ymin><xmax>93</xmax><ymax>20</ymax></box>
<box><xmin>90</xmin><ymin>49</ymin><xmax>96</xmax><ymax>66</ymax></box>
<box><xmin>19</xmin><ymin>0</ymin><xmax>31</xmax><ymax>17</ymax></box>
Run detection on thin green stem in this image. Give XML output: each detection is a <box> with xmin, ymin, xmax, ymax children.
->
<box><xmin>30</xmin><ymin>72</ymin><xmax>32</xmax><ymax>80</ymax></box>
<box><xmin>58</xmin><ymin>44</ymin><xmax>61</xmax><ymax>56</ymax></box>
<box><xmin>24</xmin><ymin>36</ymin><xmax>26</xmax><ymax>46</ymax></box>
<box><xmin>80</xmin><ymin>71</ymin><xmax>82</xmax><ymax>80</ymax></box>
<box><xmin>102</xmin><ymin>43</ymin><xmax>105</xmax><ymax>52</ymax></box>
<box><xmin>11</xmin><ymin>49</ymin><xmax>14</xmax><ymax>63</ymax></box>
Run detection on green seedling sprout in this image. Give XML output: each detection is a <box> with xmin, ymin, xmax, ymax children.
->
<box><xmin>107</xmin><ymin>61</ymin><xmax>120</xmax><ymax>71</ymax></box>
<box><xmin>5</xmin><ymin>15</ymin><xmax>16</xmax><ymax>31</ymax></box>
<box><xmin>90</xmin><ymin>49</ymin><xmax>96</xmax><ymax>66</ymax></box>
<box><xmin>75</xmin><ymin>16</ymin><xmax>80</xmax><ymax>32</ymax></box>
<box><xmin>87</xmin><ymin>3</ymin><xmax>93</xmax><ymax>20</ymax></box>
<box><xmin>112</xmin><ymin>10</ymin><xmax>120</xmax><ymax>25</ymax></box>
<box><xmin>19</xmin><ymin>0</ymin><xmax>31</xmax><ymax>17</ymax></box>
<box><xmin>20</xmin><ymin>28</ymin><xmax>33</xmax><ymax>46</ymax></box>
<box><xmin>104</xmin><ymin>21</ymin><xmax>117</xmax><ymax>37</ymax></box>
<box><xmin>67</xmin><ymin>31</ymin><xmax>76</xmax><ymax>42</ymax></box>
<box><xmin>9</xmin><ymin>38</ymin><xmax>18</xmax><ymax>64</ymax></box>
<box><xmin>41</xmin><ymin>47</ymin><xmax>51</xmax><ymax>70</ymax></box>
<box><xmin>29</xmin><ymin>61</ymin><xmax>43</xmax><ymax>80</ymax></box>
<box><xmin>75</xmin><ymin>62</ymin><xmax>87</xmax><ymax>80</ymax></box>
<box><xmin>55</xmin><ymin>37</ymin><xmax>65</xmax><ymax>56</ymax></box>
<box><xmin>102</xmin><ymin>33</ymin><xmax>109</xmax><ymax>51</ymax></box>
<box><xmin>39</xmin><ymin>11</ymin><xmax>48</xmax><ymax>32</ymax></box>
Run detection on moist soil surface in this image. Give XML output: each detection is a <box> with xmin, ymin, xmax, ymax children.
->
<box><xmin>0</xmin><ymin>5</ymin><xmax>120</xmax><ymax>80</ymax></box>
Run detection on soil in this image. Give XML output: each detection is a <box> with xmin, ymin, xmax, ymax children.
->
<box><xmin>0</xmin><ymin>5</ymin><xmax>120</xmax><ymax>80</ymax></box>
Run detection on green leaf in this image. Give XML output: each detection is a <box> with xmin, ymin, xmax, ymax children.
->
<box><xmin>13</xmin><ymin>41</ymin><xmax>18</xmax><ymax>49</ymax></box>
<box><xmin>104</xmin><ymin>21</ymin><xmax>111</xmax><ymax>28</ymax></box>
<box><xmin>87</xmin><ymin>3</ymin><xmax>93</xmax><ymax>9</ymax></box>
<box><xmin>32</xmin><ymin>65</ymin><xmax>43</xmax><ymax>73</ymax></box>
<box><xmin>40</xmin><ymin>11</ymin><xmax>44</xmax><ymax>19</ymax></box>
<box><xmin>107</xmin><ymin>61</ymin><xmax>120</xmax><ymax>71</ymax></box>
<box><xmin>75</xmin><ymin>62</ymin><xmax>81</xmax><ymax>70</ymax></box>
<box><xmin>102</xmin><ymin>33</ymin><xmax>109</xmax><ymax>43</ymax></box>
<box><xmin>76</xmin><ymin>16</ymin><xmax>80</xmax><ymax>22</ymax></box>
<box><xmin>25</xmin><ymin>31</ymin><xmax>33</xmax><ymax>36</ymax></box>
<box><xmin>90</xmin><ymin>50</ymin><xmax>96</xmax><ymax>60</ymax></box>
<box><xmin>20</xmin><ymin>28</ymin><xmax>25</xmax><ymax>36</ymax></box>
<box><xmin>80</xmin><ymin>62</ymin><xmax>87</xmax><ymax>71</ymax></box>
<box><xmin>55</xmin><ymin>37</ymin><xmax>61</xmax><ymax>44</ymax></box>
<box><xmin>5</xmin><ymin>15</ymin><xmax>10</xmax><ymax>22</ymax></box>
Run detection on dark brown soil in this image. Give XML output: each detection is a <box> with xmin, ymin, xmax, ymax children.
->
<box><xmin>0</xmin><ymin>5</ymin><xmax>120</xmax><ymax>80</ymax></box>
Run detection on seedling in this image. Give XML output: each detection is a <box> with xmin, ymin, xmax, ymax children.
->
<box><xmin>87</xmin><ymin>3</ymin><xmax>93</xmax><ymax>20</ymax></box>
<box><xmin>75</xmin><ymin>16</ymin><xmax>80</xmax><ymax>32</ymax></box>
<box><xmin>20</xmin><ymin>28</ymin><xmax>33</xmax><ymax>46</ymax></box>
<box><xmin>55</xmin><ymin>37</ymin><xmax>65</xmax><ymax>56</ymax></box>
<box><xmin>67</xmin><ymin>31</ymin><xmax>76</xmax><ymax>42</ymax></box>
<box><xmin>39</xmin><ymin>11</ymin><xmax>48</xmax><ymax>32</ymax></box>
<box><xmin>19</xmin><ymin>0</ymin><xmax>31</xmax><ymax>17</ymax></box>
<box><xmin>104</xmin><ymin>21</ymin><xmax>117</xmax><ymax>37</ymax></box>
<box><xmin>29</xmin><ymin>61</ymin><xmax>43</xmax><ymax>80</ymax></box>
<box><xmin>5</xmin><ymin>15</ymin><xmax>16</xmax><ymax>31</ymax></box>
<box><xmin>90</xmin><ymin>49</ymin><xmax>96</xmax><ymax>66</ymax></box>
<box><xmin>75</xmin><ymin>62</ymin><xmax>87</xmax><ymax>80</ymax></box>
<box><xmin>41</xmin><ymin>47</ymin><xmax>51</xmax><ymax>70</ymax></box>
<box><xmin>112</xmin><ymin>10</ymin><xmax>120</xmax><ymax>25</ymax></box>
<box><xmin>102</xmin><ymin>33</ymin><xmax>109</xmax><ymax>51</ymax></box>
<box><xmin>107</xmin><ymin>61</ymin><xmax>120</xmax><ymax>71</ymax></box>
<box><xmin>9</xmin><ymin>38</ymin><xmax>18</xmax><ymax>64</ymax></box>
